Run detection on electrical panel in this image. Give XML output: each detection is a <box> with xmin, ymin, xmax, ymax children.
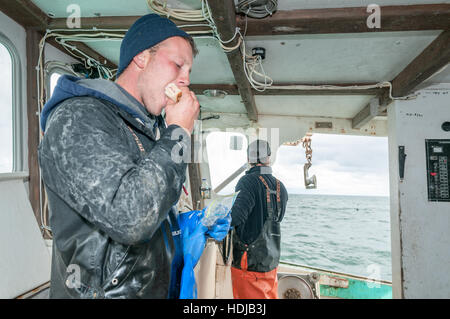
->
<box><xmin>426</xmin><ymin>140</ymin><xmax>450</xmax><ymax>202</ymax></box>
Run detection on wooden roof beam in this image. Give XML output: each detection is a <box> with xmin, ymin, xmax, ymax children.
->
<box><xmin>352</xmin><ymin>89</ymin><xmax>391</xmax><ymax>129</ymax></box>
<box><xmin>0</xmin><ymin>0</ymin><xmax>49</xmax><ymax>29</ymax></box>
<box><xmin>352</xmin><ymin>97</ymin><xmax>381</xmax><ymax>129</ymax></box>
<box><xmin>238</xmin><ymin>4</ymin><xmax>450</xmax><ymax>36</ymax></box>
<box><xmin>0</xmin><ymin>0</ymin><xmax>117</xmax><ymax>69</ymax></box>
<box><xmin>391</xmin><ymin>30</ymin><xmax>450</xmax><ymax>98</ymax></box>
<box><xmin>207</xmin><ymin>0</ymin><xmax>258</xmax><ymax>122</ymax></box>
<box><xmin>254</xmin><ymin>85</ymin><xmax>387</xmax><ymax>96</ymax></box>
<box><xmin>45</xmin><ymin>38</ymin><xmax>118</xmax><ymax>70</ymax></box>
<box><xmin>45</xmin><ymin>4</ymin><xmax>450</xmax><ymax>35</ymax></box>
<box><xmin>190</xmin><ymin>83</ymin><xmax>388</xmax><ymax>96</ymax></box>
<box><xmin>48</xmin><ymin>16</ymin><xmax>212</xmax><ymax>34</ymax></box>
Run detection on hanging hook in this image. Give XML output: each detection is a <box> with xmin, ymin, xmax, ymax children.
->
<box><xmin>303</xmin><ymin>162</ymin><xmax>317</xmax><ymax>189</ymax></box>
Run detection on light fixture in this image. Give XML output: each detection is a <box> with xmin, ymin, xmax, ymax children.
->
<box><xmin>203</xmin><ymin>89</ymin><xmax>227</xmax><ymax>99</ymax></box>
<box><xmin>252</xmin><ymin>47</ymin><xmax>266</xmax><ymax>60</ymax></box>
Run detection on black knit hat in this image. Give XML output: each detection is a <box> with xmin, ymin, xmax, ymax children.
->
<box><xmin>117</xmin><ymin>14</ymin><xmax>191</xmax><ymax>77</ymax></box>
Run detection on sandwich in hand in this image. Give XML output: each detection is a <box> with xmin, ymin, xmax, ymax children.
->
<box><xmin>165</xmin><ymin>83</ymin><xmax>182</xmax><ymax>103</ymax></box>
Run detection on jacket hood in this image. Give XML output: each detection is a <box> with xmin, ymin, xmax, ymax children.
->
<box><xmin>41</xmin><ymin>75</ymin><xmax>159</xmax><ymax>132</ymax></box>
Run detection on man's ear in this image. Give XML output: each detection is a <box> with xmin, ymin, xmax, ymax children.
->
<box><xmin>132</xmin><ymin>50</ymin><xmax>150</xmax><ymax>70</ymax></box>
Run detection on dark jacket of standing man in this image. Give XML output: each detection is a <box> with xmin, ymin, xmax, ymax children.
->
<box><xmin>230</xmin><ymin>140</ymin><xmax>288</xmax><ymax>299</ymax></box>
<box><xmin>38</xmin><ymin>14</ymin><xmax>200</xmax><ymax>299</ymax></box>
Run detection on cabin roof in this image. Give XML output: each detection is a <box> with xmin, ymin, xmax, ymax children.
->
<box><xmin>1</xmin><ymin>0</ymin><xmax>449</xmax><ymax>132</ymax></box>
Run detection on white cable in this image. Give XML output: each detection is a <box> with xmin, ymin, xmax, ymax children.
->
<box><xmin>382</xmin><ymin>81</ymin><xmax>418</xmax><ymax>100</ymax></box>
<box><xmin>146</xmin><ymin>0</ymin><xmax>272</xmax><ymax>89</ymax></box>
<box><xmin>148</xmin><ymin>0</ymin><xmax>209</xmax><ymax>22</ymax></box>
<box><xmin>268</xmin><ymin>83</ymin><xmax>390</xmax><ymax>91</ymax></box>
<box><xmin>48</xmin><ymin>28</ymin><xmax>128</xmax><ymax>33</ymax></box>
<box><xmin>50</xmin><ymin>32</ymin><xmax>122</xmax><ymax>79</ymax></box>
<box><xmin>237</xmin><ymin>29</ymin><xmax>273</xmax><ymax>91</ymax></box>
<box><xmin>236</xmin><ymin>0</ymin><xmax>278</xmax><ymax>18</ymax></box>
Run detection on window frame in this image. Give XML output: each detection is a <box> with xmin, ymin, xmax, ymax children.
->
<box><xmin>44</xmin><ymin>61</ymin><xmax>79</xmax><ymax>101</ymax></box>
<box><xmin>0</xmin><ymin>32</ymin><xmax>24</xmax><ymax>173</ymax></box>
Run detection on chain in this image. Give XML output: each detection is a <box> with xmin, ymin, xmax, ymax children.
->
<box><xmin>302</xmin><ymin>133</ymin><xmax>313</xmax><ymax>165</ymax></box>
<box><xmin>284</xmin><ymin>133</ymin><xmax>313</xmax><ymax>164</ymax></box>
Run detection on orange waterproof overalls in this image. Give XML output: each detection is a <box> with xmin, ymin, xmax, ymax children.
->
<box><xmin>231</xmin><ymin>176</ymin><xmax>282</xmax><ymax>299</ymax></box>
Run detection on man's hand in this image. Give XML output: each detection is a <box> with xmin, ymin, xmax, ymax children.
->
<box><xmin>165</xmin><ymin>86</ymin><xmax>200</xmax><ymax>134</ymax></box>
<box><xmin>206</xmin><ymin>213</ymin><xmax>231</xmax><ymax>241</ymax></box>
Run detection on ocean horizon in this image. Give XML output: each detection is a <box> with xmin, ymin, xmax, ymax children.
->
<box><xmin>280</xmin><ymin>193</ymin><xmax>392</xmax><ymax>281</ymax></box>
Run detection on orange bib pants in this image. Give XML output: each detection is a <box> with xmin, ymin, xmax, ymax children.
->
<box><xmin>231</xmin><ymin>251</ymin><xmax>278</xmax><ymax>299</ymax></box>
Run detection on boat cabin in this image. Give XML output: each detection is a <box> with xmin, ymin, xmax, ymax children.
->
<box><xmin>0</xmin><ymin>0</ymin><xmax>449</xmax><ymax>299</ymax></box>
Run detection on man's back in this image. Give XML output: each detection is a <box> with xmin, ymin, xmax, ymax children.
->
<box><xmin>230</xmin><ymin>164</ymin><xmax>288</xmax><ymax>298</ymax></box>
<box><xmin>231</xmin><ymin>165</ymin><xmax>288</xmax><ymax>246</ymax></box>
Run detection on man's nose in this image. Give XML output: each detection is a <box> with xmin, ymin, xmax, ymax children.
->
<box><xmin>177</xmin><ymin>70</ymin><xmax>190</xmax><ymax>87</ymax></box>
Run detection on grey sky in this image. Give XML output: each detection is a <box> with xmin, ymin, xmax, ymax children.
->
<box><xmin>208</xmin><ymin>132</ymin><xmax>390</xmax><ymax>197</ymax></box>
<box><xmin>272</xmin><ymin>134</ymin><xmax>389</xmax><ymax>196</ymax></box>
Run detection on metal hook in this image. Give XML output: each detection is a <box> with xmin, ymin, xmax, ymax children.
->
<box><xmin>303</xmin><ymin>162</ymin><xmax>317</xmax><ymax>189</ymax></box>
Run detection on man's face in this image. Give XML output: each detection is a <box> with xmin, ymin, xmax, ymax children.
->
<box><xmin>137</xmin><ymin>36</ymin><xmax>193</xmax><ymax>115</ymax></box>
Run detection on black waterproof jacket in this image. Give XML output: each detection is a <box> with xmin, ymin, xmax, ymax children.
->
<box><xmin>38</xmin><ymin>76</ymin><xmax>190</xmax><ymax>298</ymax></box>
<box><xmin>230</xmin><ymin>166</ymin><xmax>288</xmax><ymax>270</ymax></box>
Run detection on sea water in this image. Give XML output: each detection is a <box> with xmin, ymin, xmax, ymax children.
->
<box><xmin>280</xmin><ymin>194</ymin><xmax>392</xmax><ymax>281</ymax></box>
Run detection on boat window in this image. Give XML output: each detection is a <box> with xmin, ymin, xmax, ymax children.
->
<box><xmin>206</xmin><ymin>131</ymin><xmax>248</xmax><ymax>195</ymax></box>
<box><xmin>272</xmin><ymin>133</ymin><xmax>391</xmax><ymax>281</ymax></box>
<box><xmin>0</xmin><ymin>42</ymin><xmax>13</xmax><ymax>173</ymax></box>
<box><xmin>45</xmin><ymin>61</ymin><xmax>80</xmax><ymax>100</ymax></box>
<box><xmin>45</xmin><ymin>67</ymin><xmax>67</xmax><ymax>99</ymax></box>
<box><xmin>49</xmin><ymin>72</ymin><xmax>61</xmax><ymax>97</ymax></box>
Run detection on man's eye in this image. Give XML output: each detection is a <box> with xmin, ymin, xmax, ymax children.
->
<box><xmin>175</xmin><ymin>63</ymin><xmax>182</xmax><ymax>69</ymax></box>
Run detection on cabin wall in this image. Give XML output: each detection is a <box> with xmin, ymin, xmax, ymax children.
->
<box><xmin>0</xmin><ymin>174</ymin><xmax>52</xmax><ymax>298</ymax></box>
<box><xmin>387</xmin><ymin>83</ymin><xmax>450</xmax><ymax>298</ymax></box>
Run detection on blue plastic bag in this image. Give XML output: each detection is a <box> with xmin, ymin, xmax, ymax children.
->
<box><xmin>177</xmin><ymin>193</ymin><xmax>237</xmax><ymax>299</ymax></box>
<box><xmin>178</xmin><ymin>209</ymin><xmax>207</xmax><ymax>299</ymax></box>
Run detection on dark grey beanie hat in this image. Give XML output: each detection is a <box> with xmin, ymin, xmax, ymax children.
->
<box><xmin>117</xmin><ymin>14</ymin><xmax>191</xmax><ymax>77</ymax></box>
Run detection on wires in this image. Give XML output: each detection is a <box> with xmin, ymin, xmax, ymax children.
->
<box><xmin>264</xmin><ymin>81</ymin><xmax>418</xmax><ymax>100</ymax></box>
<box><xmin>267</xmin><ymin>82</ymin><xmax>391</xmax><ymax>92</ymax></box>
<box><xmin>236</xmin><ymin>0</ymin><xmax>278</xmax><ymax>19</ymax></box>
<box><xmin>39</xmin><ymin>29</ymin><xmax>123</xmax><ymax>83</ymax></box>
<box><xmin>146</xmin><ymin>1</ymin><xmax>273</xmax><ymax>90</ymax></box>
<box><xmin>148</xmin><ymin>0</ymin><xmax>209</xmax><ymax>21</ymax></box>
<box><xmin>37</xmin><ymin>29</ymin><xmax>126</xmax><ymax>127</ymax></box>
<box><xmin>241</xmin><ymin>40</ymin><xmax>273</xmax><ymax>91</ymax></box>
<box><xmin>37</xmin><ymin>29</ymin><xmax>124</xmax><ymax>122</ymax></box>
<box><xmin>381</xmin><ymin>81</ymin><xmax>418</xmax><ymax>100</ymax></box>
<box><xmin>147</xmin><ymin>1</ymin><xmax>241</xmax><ymax>50</ymax></box>
<box><xmin>204</xmin><ymin>1</ymin><xmax>274</xmax><ymax>90</ymax></box>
